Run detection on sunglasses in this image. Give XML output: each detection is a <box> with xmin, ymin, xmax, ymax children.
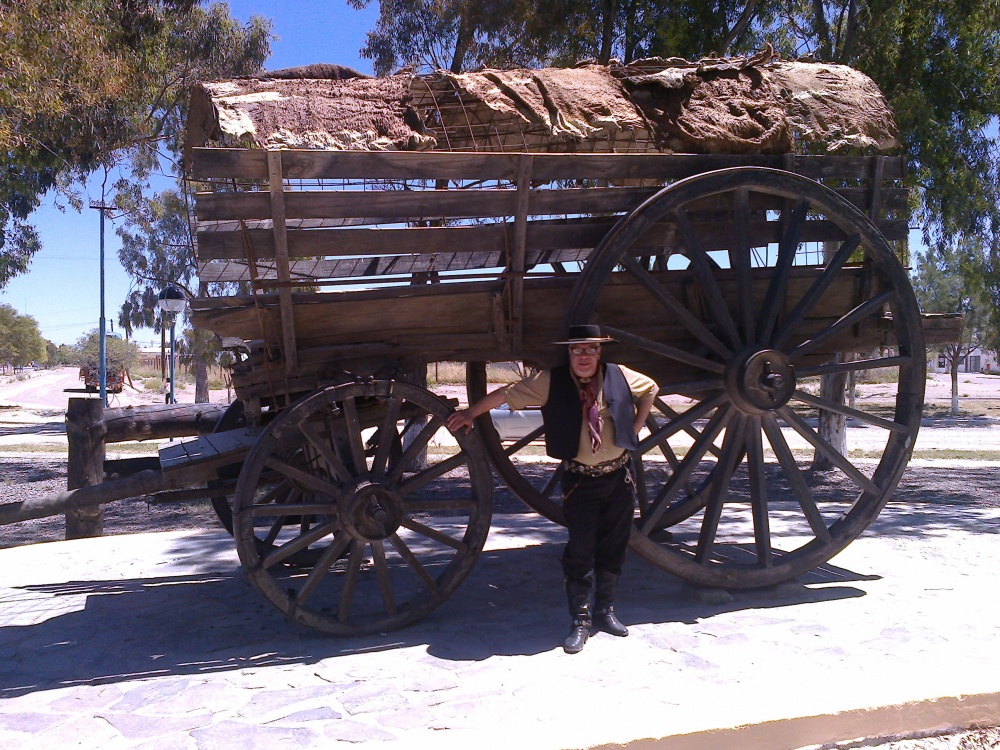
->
<box><xmin>569</xmin><ymin>345</ymin><xmax>601</xmax><ymax>356</ymax></box>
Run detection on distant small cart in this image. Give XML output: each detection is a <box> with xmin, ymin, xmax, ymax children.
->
<box><xmin>161</xmin><ymin>60</ymin><xmax>948</xmax><ymax>633</ymax></box>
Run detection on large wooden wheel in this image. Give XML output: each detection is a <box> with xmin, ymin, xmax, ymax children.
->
<box><xmin>234</xmin><ymin>380</ymin><xmax>493</xmax><ymax>634</ymax></box>
<box><xmin>562</xmin><ymin>166</ymin><xmax>924</xmax><ymax>588</ymax></box>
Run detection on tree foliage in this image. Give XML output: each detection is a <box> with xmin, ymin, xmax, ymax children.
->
<box><xmin>911</xmin><ymin>242</ymin><xmax>991</xmax><ymax>413</ymax></box>
<box><xmin>0</xmin><ymin>304</ymin><xmax>48</xmax><ymax>367</ymax></box>
<box><xmin>0</xmin><ymin>0</ymin><xmax>272</xmax><ymax>287</ymax></box>
<box><xmin>352</xmin><ymin>0</ymin><xmax>1000</xmax><ymax>288</ymax></box>
<box><xmin>73</xmin><ymin>329</ymin><xmax>140</xmax><ymax>372</ymax></box>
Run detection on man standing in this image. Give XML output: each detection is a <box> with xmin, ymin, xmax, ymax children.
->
<box><xmin>447</xmin><ymin>324</ymin><xmax>658</xmax><ymax>653</ymax></box>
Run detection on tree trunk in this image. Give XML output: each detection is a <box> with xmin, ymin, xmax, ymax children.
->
<box><xmin>195</xmin><ymin>358</ymin><xmax>209</xmax><ymax>403</ymax></box>
<box><xmin>812</xmin><ymin>355</ymin><xmax>849</xmax><ymax>470</ymax></box>
<box><xmin>598</xmin><ymin>0</ymin><xmax>617</xmax><ymax>64</ymax></box>
<box><xmin>950</xmin><ymin>357</ymin><xmax>961</xmax><ymax>415</ymax></box>
<box><xmin>65</xmin><ymin>398</ymin><xmax>106</xmax><ymax>538</ymax></box>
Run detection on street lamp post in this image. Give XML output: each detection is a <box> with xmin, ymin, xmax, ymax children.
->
<box><xmin>157</xmin><ymin>285</ymin><xmax>186</xmax><ymax>405</ymax></box>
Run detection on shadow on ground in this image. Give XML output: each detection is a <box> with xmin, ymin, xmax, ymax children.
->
<box><xmin>0</xmin><ymin>529</ymin><xmax>872</xmax><ymax>700</ymax></box>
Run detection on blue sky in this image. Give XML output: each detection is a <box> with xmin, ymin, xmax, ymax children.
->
<box><xmin>0</xmin><ymin>1</ymin><xmax>379</xmax><ymax>346</ymax></box>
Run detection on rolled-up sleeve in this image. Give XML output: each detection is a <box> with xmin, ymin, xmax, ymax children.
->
<box><xmin>501</xmin><ymin>370</ymin><xmax>551</xmax><ymax>410</ymax></box>
<box><xmin>620</xmin><ymin>365</ymin><xmax>658</xmax><ymax>406</ymax></box>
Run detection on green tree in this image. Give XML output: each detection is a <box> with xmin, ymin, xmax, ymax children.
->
<box><xmin>912</xmin><ymin>243</ymin><xmax>990</xmax><ymax>414</ymax></box>
<box><xmin>0</xmin><ymin>304</ymin><xmax>47</xmax><ymax>368</ymax></box>
<box><xmin>0</xmin><ymin>1</ymin><xmax>272</xmax><ymax>287</ymax></box>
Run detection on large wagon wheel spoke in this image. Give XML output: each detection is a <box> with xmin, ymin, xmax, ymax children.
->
<box><xmin>760</xmin><ymin>414</ymin><xmax>831</xmax><ymax>543</ymax></box>
<box><xmin>235</xmin><ymin>380</ymin><xmax>492</xmax><ymax>635</ymax></box>
<box><xmin>755</xmin><ymin>199</ymin><xmax>810</xmax><ymax>343</ymax></box>
<box><xmin>675</xmin><ymin>207</ymin><xmax>743</xmax><ymax>349</ymax></box>
<box><xmin>771</xmin><ymin>234</ymin><xmax>862</xmax><ymax>350</ymax></box>
<box><xmin>620</xmin><ymin>256</ymin><xmax>732</xmax><ymax>359</ymax></box>
<box><xmin>563</xmin><ymin>167</ymin><xmax>923</xmax><ymax>589</ymax></box>
<box><xmin>788</xmin><ymin>290</ymin><xmax>896</xmax><ymax>361</ymax></box>
<box><xmin>744</xmin><ymin>416</ymin><xmax>773</xmax><ymax>567</ymax></box>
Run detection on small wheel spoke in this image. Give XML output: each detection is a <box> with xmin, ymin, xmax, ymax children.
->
<box><xmin>294</xmin><ymin>530</ymin><xmax>352</xmax><ymax>607</ymax></box>
<box><xmin>502</xmin><ymin>424</ymin><xmax>545</xmax><ymax>457</ymax></box>
<box><xmin>695</xmin><ymin>415</ymin><xmax>746</xmax><ymax>564</ymax></box>
<box><xmin>761</xmin><ymin>414</ymin><xmax>831</xmax><ymax>542</ymax></box>
<box><xmin>641</xmin><ymin>405</ymin><xmax>731</xmax><ymax>534</ymax></box>
<box><xmin>638</xmin><ymin>393</ymin><xmax>727</xmax><ymax>453</ymax></box>
<box><xmin>388</xmin><ymin>533</ymin><xmax>440</xmax><ymax>597</ymax></box>
<box><xmin>755</xmin><ymin>199</ymin><xmax>809</xmax><ymax>343</ymax></box>
<box><xmin>336</xmin><ymin>541</ymin><xmax>367</xmax><ymax>623</ymax></box>
<box><xmin>621</xmin><ymin>255</ymin><xmax>731</xmax><ymax>359</ymax></box>
<box><xmin>250</xmin><ymin>502</ymin><xmax>336</xmax><ymax>517</ymax></box>
<box><xmin>341</xmin><ymin>396</ymin><xmax>369</xmax><ymax>476</ymax></box>
<box><xmin>370</xmin><ymin>541</ymin><xmax>397</xmax><ymax>615</ymax></box>
<box><xmin>651</xmin><ymin>397</ymin><xmax>723</xmax><ymax>459</ymax></box>
<box><xmin>745</xmin><ymin>416</ymin><xmax>773</xmax><ymax>568</ymax></box>
<box><xmin>261</xmin><ymin>516</ymin><xmax>287</xmax><ymax>547</ymax></box>
<box><xmin>296</xmin><ymin>418</ymin><xmax>352</xmax><ymax>484</ymax></box>
<box><xmin>400</xmin><ymin>516</ymin><xmax>468</xmax><ymax>552</ymax></box>
<box><xmin>264</xmin><ymin>455</ymin><xmax>341</xmax><ymax>498</ymax></box>
<box><xmin>771</xmin><ymin>233</ymin><xmax>862</xmax><ymax>349</ymax></box>
<box><xmin>798</xmin><ymin>355</ymin><xmax>910</xmax><ymax>377</ymax></box>
<box><xmin>399</xmin><ymin>451</ymin><xmax>466</xmax><ymax>496</ymax></box>
<box><xmin>540</xmin><ymin>461</ymin><xmax>566</xmax><ymax>499</ymax></box>
<box><xmin>778</xmin><ymin>406</ymin><xmax>881</xmax><ymax>495</ymax></box>
<box><xmin>404</xmin><ymin>497</ymin><xmax>479</xmax><ymax>512</ymax></box>
<box><xmin>371</xmin><ymin>396</ymin><xmax>403</xmax><ymax>475</ymax></box>
<box><xmin>632</xmin><ymin>453</ymin><xmax>650</xmax><ymax>514</ymax></box>
<box><xmin>262</xmin><ymin>519</ymin><xmax>339</xmax><ymax>569</ymax></box>
<box><xmin>675</xmin><ymin>207</ymin><xmax>742</xmax><ymax>349</ymax></box>
<box><xmin>791</xmin><ymin>389</ymin><xmax>909</xmax><ymax>432</ymax></box>
<box><xmin>788</xmin><ymin>290</ymin><xmax>895</xmax><ymax>362</ymax></box>
<box><xmin>389</xmin><ymin>415</ymin><xmax>443</xmax><ymax>481</ymax></box>
<box><xmin>601</xmin><ymin>325</ymin><xmax>725</xmax><ymax>374</ymax></box>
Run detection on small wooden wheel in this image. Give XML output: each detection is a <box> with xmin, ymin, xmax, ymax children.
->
<box><xmin>234</xmin><ymin>379</ymin><xmax>493</xmax><ymax>634</ymax></box>
<box><xmin>563</xmin><ymin>167</ymin><xmax>925</xmax><ymax>588</ymax></box>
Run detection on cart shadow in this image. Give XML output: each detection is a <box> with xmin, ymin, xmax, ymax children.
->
<box><xmin>0</xmin><ymin>533</ymin><xmax>875</xmax><ymax>699</ymax></box>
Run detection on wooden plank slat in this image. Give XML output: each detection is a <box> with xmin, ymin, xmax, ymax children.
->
<box><xmin>196</xmin><ymin>217</ymin><xmax>909</xmax><ymax>285</ymax></box>
<box><xmin>267</xmin><ymin>150</ymin><xmax>298</xmax><ymax>373</ymax></box>
<box><xmin>195</xmin><ymin>184</ymin><xmax>908</xmax><ymax>224</ymax></box>
<box><xmin>191</xmin><ymin>148</ymin><xmax>905</xmax><ymax>183</ymax></box>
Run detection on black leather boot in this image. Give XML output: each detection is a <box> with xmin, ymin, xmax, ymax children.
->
<box><xmin>594</xmin><ymin>571</ymin><xmax>628</xmax><ymax>637</ymax></box>
<box><xmin>563</xmin><ymin>578</ymin><xmax>592</xmax><ymax>654</ymax></box>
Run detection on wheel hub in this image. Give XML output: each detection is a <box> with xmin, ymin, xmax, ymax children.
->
<box><xmin>339</xmin><ymin>480</ymin><xmax>404</xmax><ymax>541</ymax></box>
<box><xmin>726</xmin><ymin>348</ymin><xmax>796</xmax><ymax>415</ymax></box>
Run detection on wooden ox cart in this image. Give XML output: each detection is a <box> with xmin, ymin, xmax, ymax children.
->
<box><xmin>10</xmin><ymin>58</ymin><xmax>946</xmax><ymax>636</ymax></box>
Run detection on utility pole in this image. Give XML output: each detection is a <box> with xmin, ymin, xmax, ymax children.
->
<box><xmin>89</xmin><ymin>202</ymin><xmax>110</xmax><ymax>406</ymax></box>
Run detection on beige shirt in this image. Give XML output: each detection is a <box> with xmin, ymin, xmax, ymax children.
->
<box><xmin>501</xmin><ymin>365</ymin><xmax>658</xmax><ymax>466</ymax></box>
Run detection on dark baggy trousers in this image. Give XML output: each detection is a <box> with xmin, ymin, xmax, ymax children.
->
<box><xmin>560</xmin><ymin>464</ymin><xmax>634</xmax><ymax>586</ymax></box>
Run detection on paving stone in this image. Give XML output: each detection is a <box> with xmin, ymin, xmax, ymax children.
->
<box><xmin>322</xmin><ymin>719</ymin><xmax>397</xmax><ymax>743</ymax></box>
<box><xmin>191</xmin><ymin>721</ymin><xmax>320</xmax><ymax>749</ymax></box>
<box><xmin>338</xmin><ymin>681</ymin><xmax>409</xmax><ymax>715</ymax></box>
<box><xmin>267</xmin><ymin>706</ymin><xmax>342</xmax><ymax>724</ymax></box>
<box><xmin>0</xmin><ymin>711</ymin><xmax>65</xmax><ymax>733</ymax></box>
<box><xmin>98</xmin><ymin>711</ymin><xmax>214</xmax><ymax>740</ymax></box>
<box><xmin>236</xmin><ymin>685</ymin><xmax>342</xmax><ymax>719</ymax></box>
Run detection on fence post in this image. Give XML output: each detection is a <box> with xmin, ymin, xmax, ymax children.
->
<box><xmin>65</xmin><ymin>397</ymin><xmax>107</xmax><ymax>539</ymax></box>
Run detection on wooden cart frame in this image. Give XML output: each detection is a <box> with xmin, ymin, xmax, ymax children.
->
<box><xmin>175</xmin><ymin>147</ymin><xmax>929</xmax><ymax>635</ymax></box>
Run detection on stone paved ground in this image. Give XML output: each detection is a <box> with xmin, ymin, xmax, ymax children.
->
<box><xmin>1</xmin><ymin>504</ymin><xmax>1000</xmax><ymax>750</ymax></box>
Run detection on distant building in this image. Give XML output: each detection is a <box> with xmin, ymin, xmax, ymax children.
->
<box><xmin>929</xmin><ymin>346</ymin><xmax>999</xmax><ymax>374</ymax></box>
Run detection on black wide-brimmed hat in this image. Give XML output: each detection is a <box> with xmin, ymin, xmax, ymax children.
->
<box><xmin>552</xmin><ymin>324</ymin><xmax>616</xmax><ymax>345</ymax></box>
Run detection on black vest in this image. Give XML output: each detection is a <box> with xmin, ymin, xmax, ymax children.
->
<box><xmin>540</xmin><ymin>363</ymin><xmax>639</xmax><ymax>460</ymax></box>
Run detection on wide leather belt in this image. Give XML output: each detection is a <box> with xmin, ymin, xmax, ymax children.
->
<box><xmin>566</xmin><ymin>452</ymin><xmax>629</xmax><ymax>477</ymax></box>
